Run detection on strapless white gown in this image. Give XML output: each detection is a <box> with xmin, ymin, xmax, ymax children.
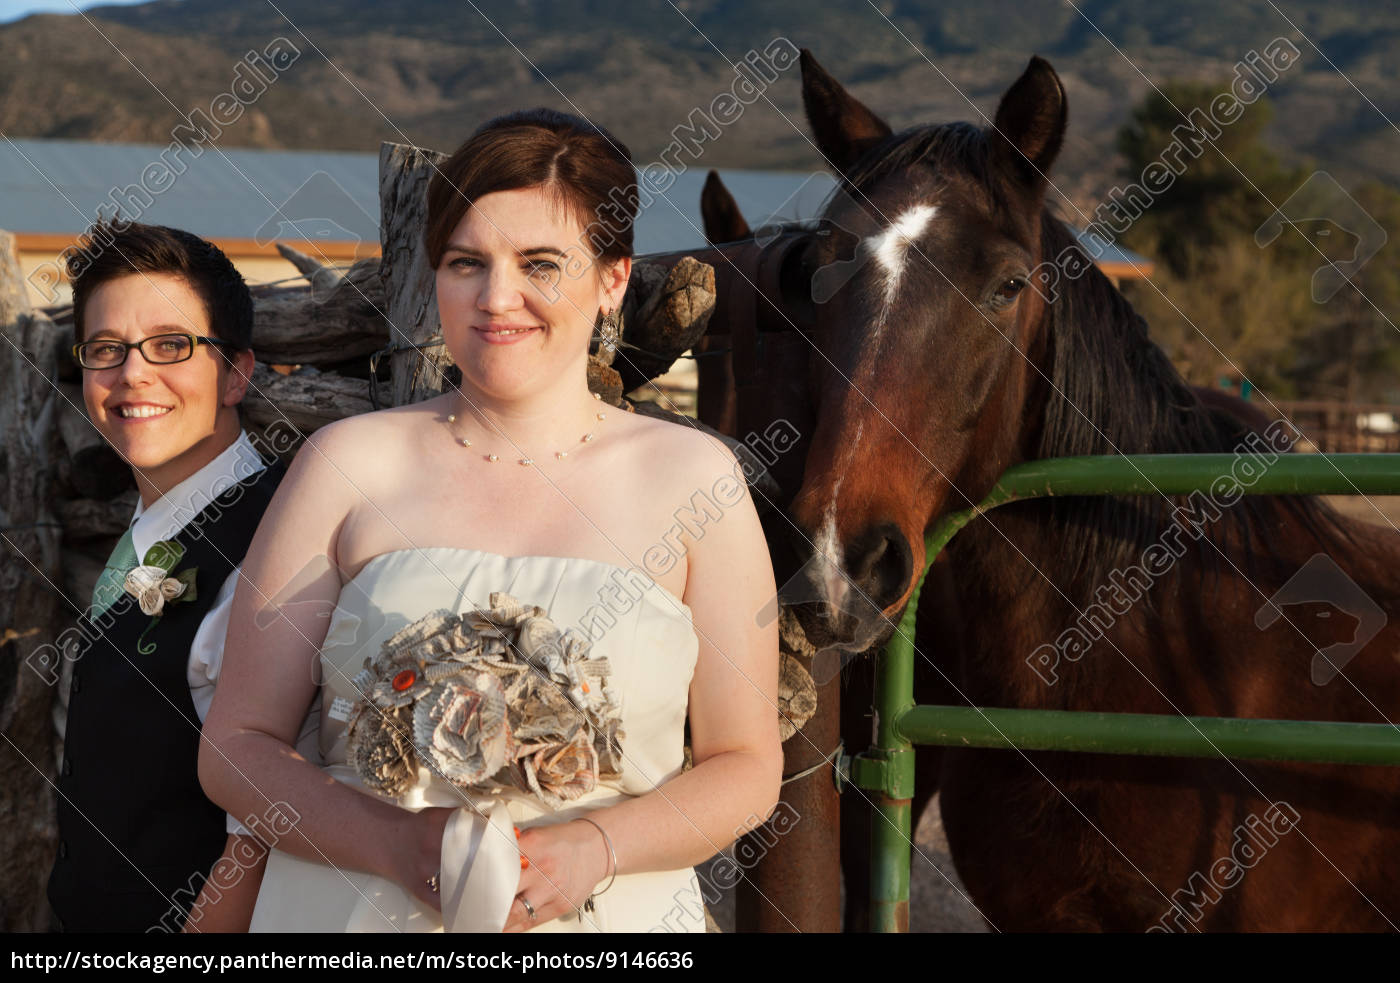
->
<box><xmin>249</xmin><ymin>547</ymin><xmax>706</xmax><ymax>933</ymax></box>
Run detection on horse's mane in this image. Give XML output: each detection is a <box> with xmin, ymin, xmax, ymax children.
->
<box><xmin>1032</xmin><ymin>213</ymin><xmax>1366</xmax><ymax>595</ymax></box>
<box><xmin>843</xmin><ymin>122</ymin><xmax>986</xmax><ymax>194</ymax></box>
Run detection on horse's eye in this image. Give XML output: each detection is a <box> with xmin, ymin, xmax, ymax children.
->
<box><xmin>991</xmin><ymin>278</ymin><xmax>1026</xmax><ymax>308</ymax></box>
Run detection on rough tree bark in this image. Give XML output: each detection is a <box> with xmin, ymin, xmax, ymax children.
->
<box><xmin>0</xmin><ymin>231</ymin><xmax>66</xmax><ymax>931</ymax></box>
<box><xmin>247</xmin><ymin>251</ymin><xmax>390</xmax><ymax>366</ymax></box>
<box><xmin>55</xmin><ymin>382</ymin><xmax>129</xmax><ymax>500</ymax></box>
<box><xmin>241</xmin><ymin>363</ymin><xmax>374</xmax><ymax>434</ymax></box>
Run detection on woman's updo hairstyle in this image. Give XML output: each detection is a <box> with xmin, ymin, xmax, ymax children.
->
<box><xmin>425</xmin><ymin>108</ymin><xmax>638</xmax><ymax>268</ymax></box>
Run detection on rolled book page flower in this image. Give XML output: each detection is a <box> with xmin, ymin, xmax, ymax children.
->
<box><xmin>516</xmin><ymin>728</ymin><xmax>599</xmax><ymax>808</ymax></box>
<box><xmin>414</xmin><ymin>673</ymin><xmax>514</xmax><ymax>786</ymax></box>
<box><xmin>123</xmin><ymin>564</ymin><xmax>188</xmax><ymax>616</ymax></box>
<box><xmin>345</xmin><ymin>702</ymin><xmax>418</xmax><ymax>798</ymax></box>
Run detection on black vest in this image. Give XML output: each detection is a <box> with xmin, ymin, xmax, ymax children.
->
<box><xmin>48</xmin><ymin>459</ymin><xmax>284</xmax><ymax>933</ymax></box>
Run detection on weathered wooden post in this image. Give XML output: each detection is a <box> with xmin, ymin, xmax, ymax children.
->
<box><xmin>379</xmin><ymin>143</ymin><xmax>451</xmax><ymax>406</ymax></box>
<box><xmin>0</xmin><ymin>232</ymin><xmax>66</xmax><ymax>931</ymax></box>
<box><xmin>736</xmin><ymin>633</ymin><xmax>842</xmax><ymax>933</ymax></box>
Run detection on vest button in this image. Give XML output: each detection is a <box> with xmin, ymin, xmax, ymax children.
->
<box><xmin>61</xmin><ymin>759</ymin><xmax>72</xmax><ymax>776</ymax></box>
<box><xmin>58</xmin><ymin>841</ymin><xmax>68</xmax><ymax>859</ymax></box>
<box><xmin>71</xmin><ymin>675</ymin><xmax>81</xmax><ymax>694</ymax></box>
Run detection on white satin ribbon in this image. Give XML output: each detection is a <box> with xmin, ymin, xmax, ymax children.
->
<box><xmin>439</xmin><ymin>801</ymin><xmax>520</xmax><ymax>933</ymax></box>
<box><xmin>315</xmin><ymin>764</ymin><xmax>523</xmax><ymax>933</ymax></box>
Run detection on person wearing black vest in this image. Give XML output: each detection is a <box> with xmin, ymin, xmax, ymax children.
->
<box><xmin>48</xmin><ymin>219</ymin><xmax>290</xmax><ymax>933</ymax></box>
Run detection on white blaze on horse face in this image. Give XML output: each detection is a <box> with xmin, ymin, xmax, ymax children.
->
<box><xmin>813</xmin><ymin>418</ymin><xmax>865</xmax><ymax>613</ymax></box>
<box><xmin>813</xmin><ymin>209</ymin><xmax>935</xmax><ymax>624</ymax></box>
<box><xmin>814</xmin><ymin>499</ymin><xmax>851</xmax><ymax>613</ymax></box>
<box><xmin>866</xmin><ymin>203</ymin><xmax>938</xmax><ymax>306</ymax></box>
<box><xmin>843</xmin><ymin>202</ymin><xmax>939</xmax><ymax>399</ymax></box>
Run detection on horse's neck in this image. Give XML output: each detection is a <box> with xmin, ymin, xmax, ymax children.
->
<box><xmin>944</xmin><ymin>512</ymin><xmax>1081</xmax><ymax>701</ymax></box>
<box><xmin>945</xmin><ymin>505</ymin><xmax>1245</xmax><ymax>711</ymax></box>
<box><xmin>947</xmin><ymin>498</ymin><xmax>1400</xmax><ymax>717</ymax></box>
<box><xmin>944</xmin><ymin>237</ymin><xmax>1400</xmax><ymax>716</ymax></box>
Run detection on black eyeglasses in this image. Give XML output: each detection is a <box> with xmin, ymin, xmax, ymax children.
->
<box><xmin>72</xmin><ymin>333</ymin><xmax>239</xmax><ymax>370</ymax></box>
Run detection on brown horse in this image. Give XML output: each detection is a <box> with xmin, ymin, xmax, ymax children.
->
<box><xmin>780</xmin><ymin>50</ymin><xmax>1400</xmax><ymax>931</ymax></box>
<box><xmin>697</xmin><ymin>169</ymin><xmax>958</xmax><ymax>931</ymax></box>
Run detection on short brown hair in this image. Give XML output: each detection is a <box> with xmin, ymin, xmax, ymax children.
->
<box><xmin>425</xmin><ymin>108</ymin><xmax>638</xmax><ymax>267</ymax></box>
<box><xmin>68</xmin><ymin>218</ymin><xmax>254</xmax><ymax>348</ymax></box>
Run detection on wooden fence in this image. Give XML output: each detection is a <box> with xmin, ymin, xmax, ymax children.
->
<box><xmin>1270</xmin><ymin>400</ymin><xmax>1400</xmax><ymax>454</ymax></box>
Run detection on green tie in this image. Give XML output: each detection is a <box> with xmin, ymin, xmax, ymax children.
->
<box><xmin>91</xmin><ymin>527</ymin><xmax>139</xmax><ymax>619</ymax></box>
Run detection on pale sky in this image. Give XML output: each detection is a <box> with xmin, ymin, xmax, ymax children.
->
<box><xmin>0</xmin><ymin>1</ymin><xmax>159</xmax><ymax>24</ymax></box>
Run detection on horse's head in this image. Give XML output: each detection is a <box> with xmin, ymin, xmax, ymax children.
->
<box><xmin>786</xmin><ymin>50</ymin><xmax>1067</xmax><ymax>650</ymax></box>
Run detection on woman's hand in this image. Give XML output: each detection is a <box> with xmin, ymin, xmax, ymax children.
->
<box><xmin>503</xmin><ymin>818</ymin><xmax>613</xmax><ymax>932</ymax></box>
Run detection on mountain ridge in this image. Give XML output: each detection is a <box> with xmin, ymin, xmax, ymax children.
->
<box><xmin>1</xmin><ymin>0</ymin><xmax>1394</xmax><ymax>213</ymax></box>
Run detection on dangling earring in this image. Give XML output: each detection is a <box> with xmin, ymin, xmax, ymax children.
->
<box><xmin>599</xmin><ymin>308</ymin><xmax>620</xmax><ymax>354</ymax></box>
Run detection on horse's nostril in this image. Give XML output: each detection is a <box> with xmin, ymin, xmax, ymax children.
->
<box><xmin>840</xmin><ymin>522</ymin><xmax>914</xmax><ymax>613</ymax></box>
<box><xmin>863</xmin><ymin>526</ymin><xmax>914</xmax><ymax>611</ymax></box>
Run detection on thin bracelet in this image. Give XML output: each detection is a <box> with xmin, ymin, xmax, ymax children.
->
<box><xmin>575</xmin><ymin>817</ymin><xmax>618</xmax><ymax>896</ymax></box>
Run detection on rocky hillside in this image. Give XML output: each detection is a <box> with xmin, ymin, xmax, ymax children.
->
<box><xmin>1</xmin><ymin>0</ymin><xmax>1396</xmax><ymax>210</ymax></box>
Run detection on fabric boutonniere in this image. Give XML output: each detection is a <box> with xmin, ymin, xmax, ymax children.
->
<box><xmin>123</xmin><ymin>539</ymin><xmax>199</xmax><ymax>653</ymax></box>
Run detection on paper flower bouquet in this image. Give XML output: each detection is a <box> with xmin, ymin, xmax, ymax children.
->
<box><xmin>344</xmin><ymin>592</ymin><xmax>624</xmax><ymax>809</ymax></box>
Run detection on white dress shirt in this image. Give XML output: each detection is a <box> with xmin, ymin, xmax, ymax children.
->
<box><xmin>127</xmin><ymin>430</ymin><xmax>320</xmax><ymax>834</ymax></box>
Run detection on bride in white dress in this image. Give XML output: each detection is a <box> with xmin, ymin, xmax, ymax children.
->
<box><xmin>199</xmin><ymin>109</ymin><xmax>782</xmax><ymax>933</ymax></box>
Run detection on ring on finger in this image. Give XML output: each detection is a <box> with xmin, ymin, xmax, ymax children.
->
<box><xmin>518</xmin><ymin>895</ymin><xmax>537</xmax><ymax>921</ymax></box>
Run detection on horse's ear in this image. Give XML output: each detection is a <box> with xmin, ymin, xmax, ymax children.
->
<box><xmin>701</xmin><ymin>170</ymin><xmax>750</xmax><ymax>244</ymax></box>
<box><xmin>800</xmin><ymin>49</ymin><xmax>893</xmax><ymax>175</ymax></box>
<box><xmin>991</xmin><ymin>56</ymin><xmax>1066</xmax><ymax>190</ymax></box>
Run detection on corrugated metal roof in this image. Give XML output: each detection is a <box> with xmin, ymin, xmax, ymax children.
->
<box><xmin>0</xmin><ymin>137</ymin><xmax>836</xmax><ymax>255</ymax></box>
<box><xmin>632</xmin><ymin>168</ymin><xmax>838</xmax><ymax>254</ymax></box>
<box><xmin>0</xmin><ymin>137</ymin><xmax>1152</xmax><ymax>271</ymax></box>
<box><xmin>1074</xmin><ymin>224</ymin><xmax>1154</xmax><ymax>274</ymax></box>
<box><xmin>1</xmin><ymin>137</ymin><xmax>380</xmax><ymax>246</ymax></box>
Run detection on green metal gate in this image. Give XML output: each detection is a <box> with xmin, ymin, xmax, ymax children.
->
<box><xmin>844</xmin><ymin>453</ymin><xmax>1400</xmax><ymax>932</ymax></box>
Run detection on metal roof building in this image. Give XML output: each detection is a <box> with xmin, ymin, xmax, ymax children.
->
<box><xmin>1</xmin><ymin>137</ymin><xmax>1152</xmax><ymax>306</ymax></box>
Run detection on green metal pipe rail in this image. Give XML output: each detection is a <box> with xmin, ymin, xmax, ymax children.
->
<box><xmin>848</xmin><ymin>453</ymin><xmax>1400</xmax><ymax>933</ymax></box>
